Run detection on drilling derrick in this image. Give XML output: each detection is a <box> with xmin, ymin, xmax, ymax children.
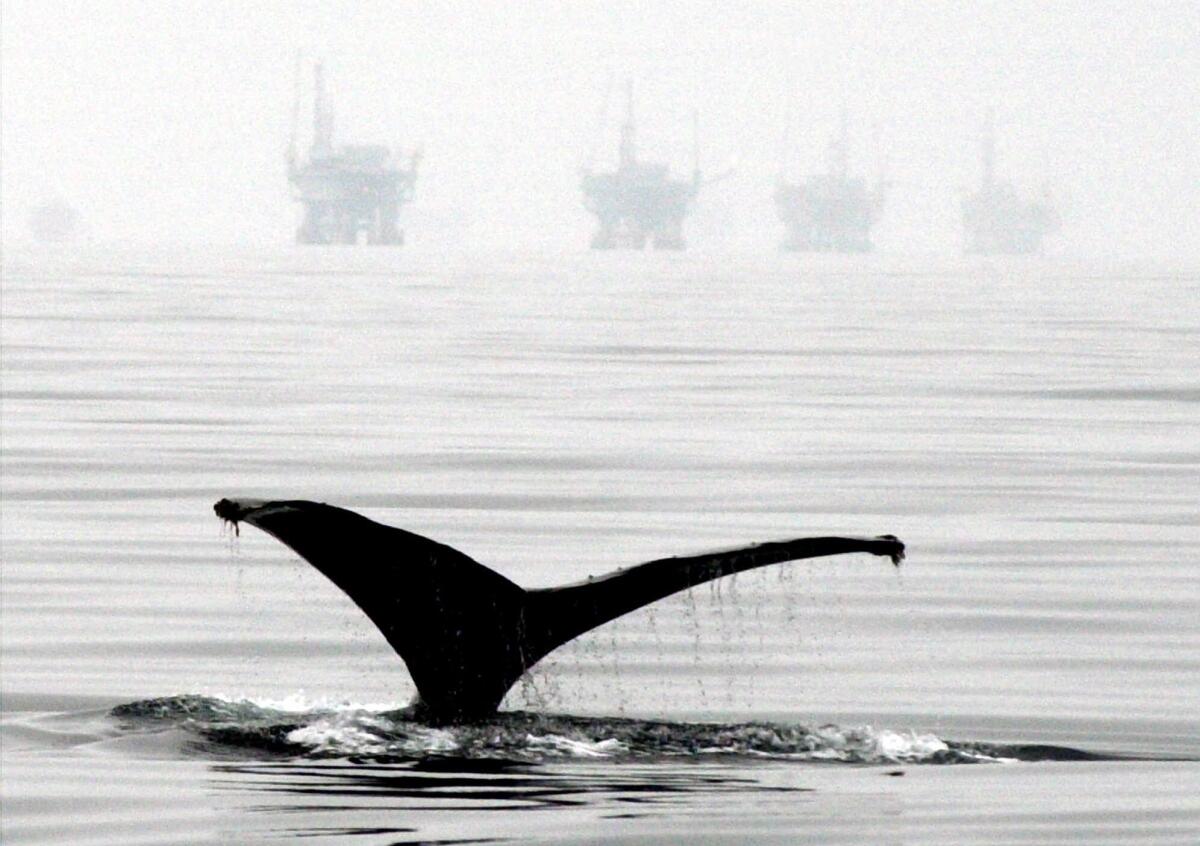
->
<box><xmin>581</xmin><ymin>82</ymin><xmax>700</xmax><ymax>250</ymax></box>
<box><xmin>961</xmin><ymin>111</ymin><xmax>1058</xmax><ymax>255</ymax></box>
<box><xmin>288</xmin><ymin>62</ymin><xmax>420</xmax><ymax>245</ymax></box>
<box><xmin>775</xmin><ymin>112</ymin><xmax>886</xmax><ymax>253</ymax></box>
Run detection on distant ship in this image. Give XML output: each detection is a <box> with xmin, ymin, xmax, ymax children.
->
<box><xmin>961</xmin><ymin>112</ymin><xmax>1058</xmax><ymax>255</ymax></box>
<box><xmin>581</xmin><ymin>82</ymin><xmax>700</xmax><ymax>250</ymax></box>
<box><xmin>28</xmin><ymin>199</ymin><xmax>81</xmax><ymax>244</ymax></box>
<box><xmin>288</xmin><ymin>62</ymin><xmax>420</xmax><ymax>245</ymax></box>
<box><xmin>775</xmin><ymin>113</ymin><xmax>886</xmax><ymax>253</ymax></box>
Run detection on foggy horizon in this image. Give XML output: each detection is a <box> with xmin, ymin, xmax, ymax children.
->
<box><xmin>3</xmin><ymin>1</ymin><xmax>1197</xmax><ymax>261</ymax></box>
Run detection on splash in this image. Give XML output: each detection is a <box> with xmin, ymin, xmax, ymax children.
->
<box><xmin>108</xmin><ymin>695</ymin><xmax>1076</xmax><ymax>764</ymax></box>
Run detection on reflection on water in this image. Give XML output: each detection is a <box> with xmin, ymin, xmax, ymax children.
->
<box><xmin>216</xmin><ymin>759</ymin><xmax>807</xmax><ymax>843</ymax></box>
<box><xmin>220</xmin><ymin>758</ymin><xmax>787</xmax><ymax>812</ymax></box>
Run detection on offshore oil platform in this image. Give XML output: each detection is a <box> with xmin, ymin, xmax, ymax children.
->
<box><xmin>580</xmin><ymin>82</ymin><xmax>700</xmax><ymax>250</ymax></box>
<box><xmin>287</xmin><ymin>62</ymin><xmax>420</xmax><ymax>245</ymax></box>
<box><xmin>774</xmin><ymin>113</ymin><xmax>886</xmax><ymax>253</ymax></box>
<box><xmin>961</xmin><ymin>113</ymin><xmax>1058</xmax><ymax>255</ymax></box>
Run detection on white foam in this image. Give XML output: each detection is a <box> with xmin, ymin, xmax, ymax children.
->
<box><xmin>524</xmin><ymin>733</ymin><xmax>627</xmax><ymax>758</ymax></box>
<box><xmin>872</xmin><ymin>729</ymin><xmax>950</xmax><ymax>760</ymax></box>
<box><xmin>285</xmin><ymin>711</ymin><xmax>459</xmax><ymax>757</ymax></box>
<box><xmin>805</xmin><ymin>724</ymin><xmax>952</xmax><ymax>762</ymax></box>
<box><xmin>206</xmin><ymin>691</ymin><xmax>401</xmax><ymax>714</ymax></box>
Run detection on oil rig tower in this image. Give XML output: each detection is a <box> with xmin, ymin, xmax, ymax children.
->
<box><xmin>774</xmin><ymin>113</ymin><xmax>886</xmax><ymax>253</ymax></box>
<box><xmin>961</xmin><ymin>112</ymin><xmax>1058</xmax><ymax>255</ymax></box>
<box><xmin>287</xmin><ymin>62</ymin><xmax>420</xmax><ymax>245</ymax></box>
<box><xmin>580</xmin><ymin>82</ymin><xmax>700</xmax><ymax>250</ymax></box>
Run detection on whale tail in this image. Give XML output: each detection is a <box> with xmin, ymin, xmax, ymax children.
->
<box><xmin>214</xmin><ymin>498</ymin><xmax>904</xmax><ymax>722</ymax></box>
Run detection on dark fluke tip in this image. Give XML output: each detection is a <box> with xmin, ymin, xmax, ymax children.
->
<box><xmin>213</xmin><ymin>498</ymin><xmax>241</xmax><ymax>523</ymax></box>
<box><xmin>876</xmin><ymin>534</ymin><xmax>905</xmax><ymax>567</ymax></box>
<box><xmin>213</xmin><ymin>498</ymin><xmax>243</xmax><ymax>536</ymax></box>
<box><xmin>213</xmin><ymin>498</ymin><xmax>270</xmax><ymax>522</ymax></box>
<box><xmin>213</xmin><ymin>498</ymin><xmax>269</xmax><ymax>535</ymax></box>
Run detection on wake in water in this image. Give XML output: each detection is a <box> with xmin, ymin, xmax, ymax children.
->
<box><xmin>108</xmin><ymin>695</ymin><xmax>1102</xmax><ymax>765</ymax></box>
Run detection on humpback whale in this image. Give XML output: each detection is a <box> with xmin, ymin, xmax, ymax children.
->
<box><xmin>214</xmin><ymin>498</ymin><xmax>904</xmax><ymax>722</ymax></box>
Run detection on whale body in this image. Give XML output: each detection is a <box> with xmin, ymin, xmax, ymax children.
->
<box><xmin>214</xmin><ymin>498</ymin><xmax>904</xmax><ymax>722</ymax></box>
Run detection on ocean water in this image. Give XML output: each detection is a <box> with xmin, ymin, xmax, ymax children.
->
<box><xmin>1</xmin><ymin>244</ymin><xmax>1198</xmax><ymax>844</ymax></box>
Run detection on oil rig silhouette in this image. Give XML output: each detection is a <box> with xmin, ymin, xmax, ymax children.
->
<box><xmin>288</xmin><ymin>62</ymin><xmax>420</xmax><ymax>245</ymax></box>
<box><xmin>580</xmin><ymin>82</ymin><xmax>700</xmax><ymax>250</ymax></box>
<box><xmin>961</xmin><ymin>112</ymin><xmax>1058</xmax><ymax>255</ymax></box>
<box><xmin>775</xmin><ymin>113</ymin><xmax>886</xmax><ymax>253</ymax></box>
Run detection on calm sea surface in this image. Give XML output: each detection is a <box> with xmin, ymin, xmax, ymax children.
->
<box><xmin>2</xmin><ymin>245</ymin><xmax>1198</xmax><ymax>844</ymax></box>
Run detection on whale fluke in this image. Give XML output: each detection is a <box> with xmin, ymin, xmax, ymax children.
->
<box><xmin>214</xmin><ymin>498</ymin><xmax>904</xmax><ymax>722</ymax></box>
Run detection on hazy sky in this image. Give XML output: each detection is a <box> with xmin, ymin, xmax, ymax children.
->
<box><xmin>3</xmin><ymin>1</ymin><xmax>1197</xmax><ymax>259</ymax></box>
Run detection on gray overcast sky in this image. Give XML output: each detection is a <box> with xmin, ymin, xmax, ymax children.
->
<box><xmin>3</xmin><ymin>1</ymin><xmax>1197</xmax><ymax>259</ymax></box>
